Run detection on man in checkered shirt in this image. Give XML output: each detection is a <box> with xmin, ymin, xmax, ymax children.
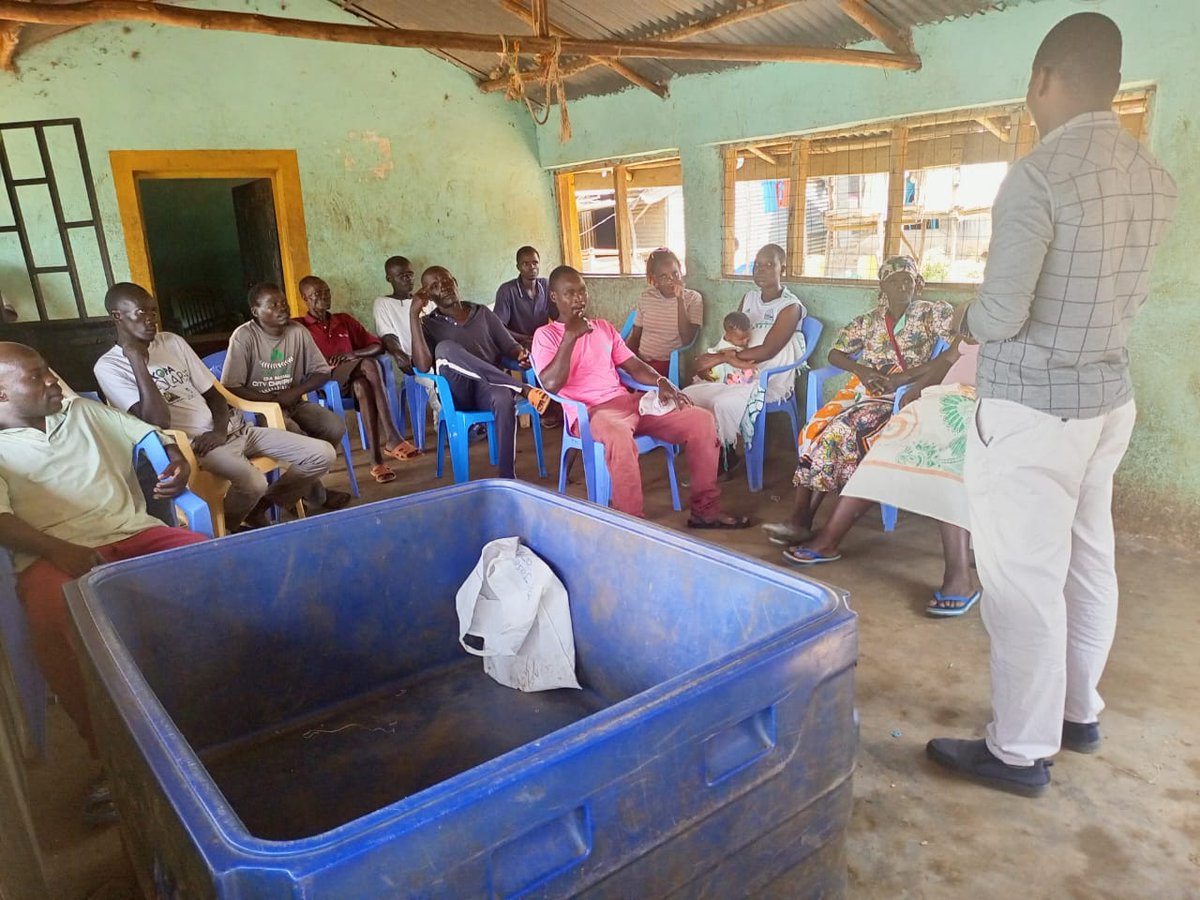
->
<box><xmin>927</xmin><ymin>13</ymin><xmax>1177</xmax><ymax>797</ymax></box>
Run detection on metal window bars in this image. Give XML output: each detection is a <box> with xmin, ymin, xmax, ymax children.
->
<box><xmin>0</xmin><ymin>118</ymin><xmax>114</xmax><ymax>321</ymax></box>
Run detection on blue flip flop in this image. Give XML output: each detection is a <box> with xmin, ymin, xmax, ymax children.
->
<box><xmin>782</xmin><ymin>546</ymin><xmax>842</xmax><ymax>565</ymax></box>
<box><xmin>927</xmin><ymin>590</ymin><xmax>981</xmax><ymax>617</ymax></box>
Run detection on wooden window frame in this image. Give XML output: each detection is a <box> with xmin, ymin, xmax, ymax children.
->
<box><xmin>555</xmin><ymin>154</ymin><xmax>683</xmax><ymax>277</ymax></box>
<box><xmin>723</xmin><ymin>88</ymin><xmax>1154</xmax><ymax>288</ymax></box>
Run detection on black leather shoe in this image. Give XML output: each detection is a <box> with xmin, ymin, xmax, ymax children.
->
<box><xmin>1062</xmin><ymin>720</ymin><xmax>1101</xmax><ymax>754</ymax></box>
<box><xmin>926</xmin><ymin>738</ymin><xmax>1050</xmax><ymax>797</ymax></box>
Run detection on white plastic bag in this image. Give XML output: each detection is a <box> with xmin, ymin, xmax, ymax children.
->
<box><xmin>456</xmin><ymin>537</ymin><xmax>581</xmax><ymax>692</ymax></box>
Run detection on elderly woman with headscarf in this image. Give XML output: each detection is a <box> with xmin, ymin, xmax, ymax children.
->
<box><xmin>762</xmin><ymin>256</ymin><xmax>955</xmax><ymax>547</ymax></box>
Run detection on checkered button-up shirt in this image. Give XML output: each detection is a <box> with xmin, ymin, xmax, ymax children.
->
<box><xmin>967</xmin><ymin>111</ymin><xmax>1177</xmax><ymax>418</ymax></box>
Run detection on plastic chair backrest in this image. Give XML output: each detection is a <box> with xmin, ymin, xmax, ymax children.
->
<box><xmin>619</xmin><ymin>310</ymin><xmax>636</xmax><ymax>340</ymax></box>
<box><xmin>799</xmin><ymin>316</ymin><xmax>824</xmax><ymax>362</ymax></box>
<box><xmin>202</xmin><ymin>350</ymin><xmax>227</xmax><ymax>381</ymax></box>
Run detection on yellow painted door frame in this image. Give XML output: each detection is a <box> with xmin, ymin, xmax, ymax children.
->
<box><xmin>109</xmin><ymin>149</ymin><xmax>312</xmax><ymax>315</ymax></box>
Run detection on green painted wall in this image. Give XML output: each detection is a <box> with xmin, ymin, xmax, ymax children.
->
<box><xmin>535</xmin><ymin>0</ymin><xmax>1200</xmax><ymax>541</ymax></box>
<box><xmin>0</xmin><ymin>0</ymin><xmax>559</xmax><ymax>326</ymax></box>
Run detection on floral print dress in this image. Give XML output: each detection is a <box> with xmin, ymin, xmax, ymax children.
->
<box><xmin>794</xmin><ymin>298</ymin><xmax>954</xmax><ymax>492</ymax></box>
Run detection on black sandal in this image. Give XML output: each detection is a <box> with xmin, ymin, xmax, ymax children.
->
<box><xmin>687</xmin><ymin>514</ymin><xmax>751</xmax><ymax>530</ymax></box>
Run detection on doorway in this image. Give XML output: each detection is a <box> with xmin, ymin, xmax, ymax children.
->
<box><xmin>137</xmin><ymin>177</ymin><xmax>284</xmax><ymax>337</ymax></box>
<box><xmin>110</xmin><ymin>149</ymin><xmax>311</xmax><ymax>349</ymax></box>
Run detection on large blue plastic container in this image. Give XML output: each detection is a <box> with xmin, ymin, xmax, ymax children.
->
<box><xmin>68</xmin><ymin>481</ymin><xmax>857</xmax><ymax>898</ymax></box>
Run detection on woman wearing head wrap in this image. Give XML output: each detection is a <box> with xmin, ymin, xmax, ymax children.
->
<box><xmin>762</xmin><ymin>256</ymin><xmax>955</xmax><ymax>547</ymax></box>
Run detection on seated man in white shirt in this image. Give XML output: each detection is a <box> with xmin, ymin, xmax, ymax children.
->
<box><xmin>95</xmin><ymin>283</ymin><xmax>335</xmax><ymax>532</ymax></box>
<box><xmin>373</xmin><ymin>254</ymin><xmax>439</xmax><ymax>417</ymax></box>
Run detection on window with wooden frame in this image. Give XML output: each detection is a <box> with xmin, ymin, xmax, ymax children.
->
<box><xmin>722</xmin><ymin>89</ymin><xmax>1154</xmax><ymax>284</ymax></box>
<box><xmin>556</xmin><ymin>156</ymin><xmax>685</xmax><ymax>276</ymax></box>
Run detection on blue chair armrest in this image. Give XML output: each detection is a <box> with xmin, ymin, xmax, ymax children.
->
<box><xmin>617</xmin><ymin>370</ymin><xmax>659</xmax><ymax>393</ymax></box>
<box><xmin>132</xmin><ymin>432</ymin><xmax>214</xmax><ymax>538</ymax></box>
<box><xmin>805</xmin><ymin>365</ymin><xmax>846</xmax><ymax>420</ymax></box>
<box><xmin>756</xmin><ymin>357</ymin><xmax>808</xmax><ymax>393</ymax></box>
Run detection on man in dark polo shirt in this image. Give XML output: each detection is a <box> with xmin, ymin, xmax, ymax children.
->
<box><xmin>493</xmin><ymin>246</ymin><xmax>553</xmax><ymax>348</ymax></box>
<box><xmin>409</xmin><ymin>266</ymin><xmax>548</xmax><ymax>479</ymax></box>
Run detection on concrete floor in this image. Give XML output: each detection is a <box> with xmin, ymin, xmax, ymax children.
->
<box><xmin>23</xmin><ymin>423</ymin><xmax>1200</xmax><ymax>898</ymax></box>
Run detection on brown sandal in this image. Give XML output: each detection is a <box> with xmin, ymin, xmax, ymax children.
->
<box><xmin>526</xmin><ymin>387</ymin><xmax>551</xmax><ymax>415</ymax></box>
<box><xmin>370</xmin><ymin>464</ymin><xmax>397</xmax><ymax>484</ymax></box>
<box><xmin>383</xmin><ymin>440</ymin><xmax>421</xmax><ymax>461</ymax></box>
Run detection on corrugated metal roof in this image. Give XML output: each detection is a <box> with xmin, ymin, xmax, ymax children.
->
<box><xmin>341</xmin><ymin>0</ymin><xmax>1041</xmax><ymax>100</ymax></box>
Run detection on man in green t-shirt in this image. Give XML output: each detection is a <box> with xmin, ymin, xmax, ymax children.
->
<box><xmin>222</xmin><ymin>283</ymin><xmax>350</xmax><ymax>511</ymax></box>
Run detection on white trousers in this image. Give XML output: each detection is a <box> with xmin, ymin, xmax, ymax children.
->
<box><xmin>965</xmin><ymin>398</ymin><xmax>1136</xmax><ymax>766</ymax></box>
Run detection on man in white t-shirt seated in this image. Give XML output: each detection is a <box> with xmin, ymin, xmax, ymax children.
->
<box><xmin>94</xmin><ymin>283</ymin><xmax>335</xmax><ymax>532</ymax></box>
<box><xmin>372</xmin><ymin>254</ymin><xmax>439</xmax><ymax>417</ymax></box>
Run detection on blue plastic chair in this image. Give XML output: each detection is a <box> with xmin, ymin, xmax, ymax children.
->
<box><xmin>203</xmin><ymin>350</ymin><xmax>360</xmax><ymax>499</ymax></box>
<box><xmin>620</xmin><ymin>310</ymin><xmax>699</xmax><ymax>387</ymax></box>
<box><xmin>0</xmin><ymin>431</ymin><xmax>210</xmax><ymax>761</ymax></box>
<box><xmin>804</xmin><ymin>337</ymin><xmax>950</xmax><ymax>532</ymax></box>
<box><xmin>415</xmin><ymin>364</ymin><xmax>546</xmax><ymax>484</ymax></box>
<box><xmin>534</xmin><ymin>367</ymin><xmax>682</xmax><ymax>512</ymax></box>
<box><xmin>375</xmin><ymin>361</ymin><xmax>430</xmax><ymax>453</ymax></box>
<box><xmin>745</xmin><ymin>316</ymin><xmax>825</xmax><ymax>492</ymax></box>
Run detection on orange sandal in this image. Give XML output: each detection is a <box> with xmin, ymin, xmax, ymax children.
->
<box><xmin>370</xmin><ymin>463</ymin><xmax>397</xmax><ymax>484</ymax></box>
<box><xmin>525</xmin><ymin>387</ymin><xmax>551</xmax><ymax>416</ymax></box>
<box><xmin>383</xmin><ymin>440</ymin><xmax>421</xmax><ymax>461</ymax></box>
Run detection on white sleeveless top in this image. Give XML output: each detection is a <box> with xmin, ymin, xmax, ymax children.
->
<box><xmin>741</xmin><ymin>287</ymin><xmax>807</xmax><ymax>401</ymax></box>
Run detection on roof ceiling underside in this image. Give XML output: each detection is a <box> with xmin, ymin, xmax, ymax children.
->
<box><xmin>337</xmin><ymin>0</ymin><xmax>1037</xmax><ymax>100</ymax></box>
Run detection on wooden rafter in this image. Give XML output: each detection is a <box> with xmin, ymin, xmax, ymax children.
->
<box><xmin>480</xmin><ymin>0</ymin><xmax>915</xmax><ymax>93</ymax></box>
<box><xmin>0</xmin><ymin>20</ymin><xmax>20</xmax><ymax>71</ymax></box>
<box><xmin>0</xmin><ymin>1</ymin><xmax>920</xmax><ymax>69</ymax></box>
<box><xmin>746</xmin><ymin>146</ymin><xmax>776</xmax><ymax>165</ymax></box>
<box><xmin>974</xmin><ymin>116</ymin><xmax>1008</xmax><ymax>141</ymax></box>
<box><xmin>530</xmin><ymin>0</ymin><xmax>549</xmax><ymax>38</ymax></box>
<box><xmin>837</xmin><ymin>0</ymin><xmax>916</xmax><ymax>58</ymax></box>
<box><xmin>498</xmin><ymin>0</ymin><xmax>667</xmax><ymax>99</ymax></box>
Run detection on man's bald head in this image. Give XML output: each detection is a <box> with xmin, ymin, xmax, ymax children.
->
<box><xmin>1032</xmin><ymin>13</ymin><xmax>1122</xmax><ymax>108</ymax></box>
<box><xmin>0</xmin><ymin>342</ymin><xmax>63</xmax><ymax>423</ymax></box>
<box><xmin>0</xmin><ymin>341</ymin><xmax>41</xmax><ymax>374</ymax></box>
<box><xmin>104</xmin><ymin>281</ymin><xmax>152</xmax><ymax>314</ymax></box>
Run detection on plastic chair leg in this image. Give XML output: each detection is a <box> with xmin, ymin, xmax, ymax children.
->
<box><xmin>746</xmin><ymin>439</ymin><xmax>765</xmax><ymax>493</ymax></box>
<box><xmin>356</xmin><ymin>412</ymin><xmax>369</xmax><ymax>452</ymax></box>
<box><xmin>531</xmin><ymin>415</ymin><xmax>547</xmax><ymax>478</ymax></box>
<box><xmin>664</xmin><ymin>447</ymin><xmax>682</xmax><ymax>512</ymax></box>
<box><xmin>339</xmin><ymin>431</ymin><xmax>360</xmax><ymax>498</ymax></box>
<box><xmin>435</xmin><ymin>420</ymin><xmax>447</xmax><ymax>479</ymax></box>
<box><xmin>557</xmin><ymin>445</ymin><xmax>571</xmax><ymax>494</ymax></box>
<box><xmin>449</xmin><ymin>429</ymin><xmax>472</xmax><ymax>484</ymax></box>
<box><xmin>404</xmin><ymin>376</ymin><xmax>429</xmax><ymax>451</ymax></box>
<box><xmin>486</xmin><ymin>422</ymin><xmax>499</xmax><ymax>468</ymax></box>
<box><xmin>881</xmin><ymin>504</ymin><xmax>898</xmax><ymax>532</ymax></box>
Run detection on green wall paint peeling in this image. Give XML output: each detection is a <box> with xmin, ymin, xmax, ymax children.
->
<box><xmin>0</xmin><ymin>0</ymin><xmax>560</xmax><ymax>327</ymax></box>
<box><xmin>540</xmin><ymin>0</ymin><xmax>1200</xmax><ymax>541</ymax></box>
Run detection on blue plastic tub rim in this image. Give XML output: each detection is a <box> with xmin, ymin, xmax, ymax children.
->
<box><xmin>70</xmin><ymin>481</ymin><xmax>854</xmax><ymax>874</ymax></box>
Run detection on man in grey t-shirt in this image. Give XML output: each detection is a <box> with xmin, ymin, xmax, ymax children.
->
<box><xmin>223</xmin><ymin>283</ymin><xmax>350</xmax><ymax>511</ymax></box>
<box><xmin>95</xmin><ymin>283</ymin><xmax>335</xmax><ymax>531</ymax></box>
<box><xmin>927</xmin><ymin>14</ymin><xmax>1177</xmax><ymax>797</ymax></box>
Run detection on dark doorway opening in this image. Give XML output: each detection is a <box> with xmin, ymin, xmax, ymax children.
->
<box><xmin>137</xmin><ymin>177</ymin><xmax>284</xmax><ymax>340</ymax></box>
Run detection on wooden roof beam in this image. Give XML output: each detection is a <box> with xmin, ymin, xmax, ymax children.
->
<box><xmin>0</xmin><ymin>1</ymin><xmax>919</xmax><ymax>68</ymax></box>
<box><xmin>837</xmin><ymin>0</ymin><xmax>917</xmax><ymax>60</ymax></box>
<box><xmin>498</xmin><ymin>0</ymin><xmax>667</xmax><ymax>99</ymax></box>
<box><xmin>480</xmin><ymin>0</ymin><xmax>913</xmax><ymax>93</ymax></box>
<box><xmin>0</xmin><ymin>20</ymin><xmax>20</xmax><ymax>71</ymax></box>
<box><xmin>974</xmin><ymin>116</ymin><xmax>1008</xmax><ymax>141</ymax></box>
